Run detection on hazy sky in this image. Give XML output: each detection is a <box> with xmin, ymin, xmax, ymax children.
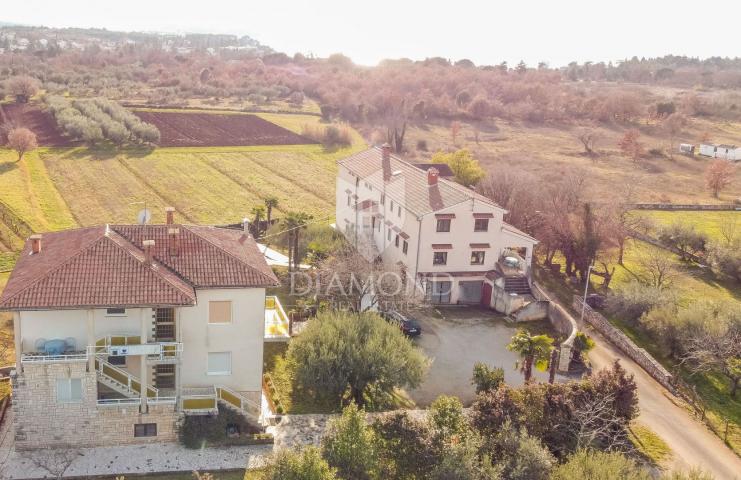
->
<box><xmin>3</xmin><ymin>0</ymin><xmax>739</xmax><ymax>67</ymax></box>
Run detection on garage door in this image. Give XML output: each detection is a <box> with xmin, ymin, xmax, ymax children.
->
<box><xmin>458</xmin><ymin>281</ymin><xmax>483</xmax><ymax>304</ymax></box>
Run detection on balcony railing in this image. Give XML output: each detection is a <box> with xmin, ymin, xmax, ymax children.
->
<box><xmin>181</xmin><ymin>386</ymin><xmax>218</xmax><ymax>415</ymax></box>
<box><xmin>265</xmin><ymin>295</ymin><xmax>290</xmax><ymax>340</ymax></box>
<box><xmin>89</xmin><ymin>335</ymin><xmax>183</xmax><ymax>361</ymax></box>
<box><xmin>21</xmin><ymin>352</ymin><xmax>88</xmax><ymax>364</ymax></box>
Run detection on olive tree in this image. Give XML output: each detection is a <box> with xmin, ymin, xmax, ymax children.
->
<box><xmin>288</xmin><ymin>310</ymin><xmax>429</xmax><ymax>406</ymax></box>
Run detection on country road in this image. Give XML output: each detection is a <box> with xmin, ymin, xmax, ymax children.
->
<box><xmin>587</xmin><ymin>328</ymin><xmax>741</xmax><ymax>480</ymax></box>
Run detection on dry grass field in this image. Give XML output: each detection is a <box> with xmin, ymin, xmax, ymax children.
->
<box><xmin>403</xmin><ymin>116</ymin><xmax>741</xmax><ymax>204</ymax></box>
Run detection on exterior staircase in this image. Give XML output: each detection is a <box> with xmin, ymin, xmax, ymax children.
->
<box><xmin>216</xmin><ymin>385</ymin><xmax>261</xmax><ymax>425</ymax></box>
<box><xmin>504</xmin><ymin>276</ymin><xmax>532</xmax><ymax>295</ymax></box>
<box><xmin>94</xmin><ymin>358</ymin><xmax>158</xmax><ymax>399</ymax></box>
<box><xmin>180</xmin><ymin>385</ymin><xmax>262</xmax><ymax>426</ymax></box>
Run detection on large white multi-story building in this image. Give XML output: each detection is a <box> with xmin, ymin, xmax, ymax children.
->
<box><xmin>0</xmin><ymin>208</ymin><xmax>288</xmax><ymax>449</ymax></box>
<box><xmin>336</xmin><ymin>145</ymin><xmax>538</xmax><ymax>306</ymax></box>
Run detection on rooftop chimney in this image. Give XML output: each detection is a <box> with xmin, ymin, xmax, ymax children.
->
<box><xmin>242</xmin><ymin>217</ymin><xmax>250</xmax><ymax>235</ymax></box>
<box><xmin>165</xmin><ymin>207</ymin><xmax>175</xmax><ymax>225</ymax></box>
<box><xmin>143</xmin><ymin>239</ymin><xmax>155</xmax><ymax>265</ymax></box>
<box><xmin>168</xmin><ymin>228</ymin><xmax>180</xmax><ymax>257</ymax></box>
<box><xmin>381</xmin><ymin>143</ymin><xmax>392</xmax><ymax>182</ymax></box>
<box><xmin>30</xmin><ymin>234</ymin><xmax>42</xmax><ymax>255</ymax></box>
<box><xmin>427</xmin><ymin>167</ymin><xmax>439</xmax><ymax>186</ymax></box>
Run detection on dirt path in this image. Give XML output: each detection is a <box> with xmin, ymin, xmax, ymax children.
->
<box><xmin>587</xmin><ymin>328</ymin><xmax>741</xmax><ymax>479</ymax></box>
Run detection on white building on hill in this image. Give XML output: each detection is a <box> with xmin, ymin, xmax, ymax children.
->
<box><xmin>335</xmin><ymin>144</ymin><xmax>538</xmax><ymax>306</ymax></box>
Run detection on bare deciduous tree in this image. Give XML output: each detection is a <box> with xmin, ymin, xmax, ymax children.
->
<box><xmin>704</xmin><ymin>160</ymin><xmax>736</xmax><ymax>198</ymax></box>
<box><xmin>6</xmin><ymin>75</ymin><xmax>40</xmax><ymax>103</ymax></box>
<box><xmin>662</xmin><ymin>113</ymin><xmax>688</xmax><ymax>159</ymax></box>
<box><xmin>568</xmin><ymin>392</ymin><xmax>630</xmax><ymax>451</ymax></box>
<box><xmin>681</xmin><ymin>310</ymin><xmax>741</xmax><ymax>398</ymax></box>
<box><xmin>6</xmin><ymin>128</ymin><xmax>38</xmax><ymax>162</ymax></box>
<box><xmin>635</xmin><ymin>245</ymin><xmax>677</xmax><ymax>290</ymax></box>
<box><xmin>25</xmin><ymin>448</ymin><xmax>79</xmax><ymax>480</ymax></box>
<box><xmin>618</xmin><ymin>129</ymin><xmax>644</xmax><ymax>164</ymax></box>
<box><xmin>577</xmin><ymin>128</ymin><xmax>600</xmax><ymax>157</ymax></box>
<box><xmin>314</xmin><ymin>246</ymin><xmax>412</xmax><ymax>312</ymax></box>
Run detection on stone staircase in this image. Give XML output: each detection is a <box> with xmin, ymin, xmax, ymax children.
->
<box><xmin>504</xmin><ymin>276</ymin><xmax>532</xmax><ymax>295</ymax></box>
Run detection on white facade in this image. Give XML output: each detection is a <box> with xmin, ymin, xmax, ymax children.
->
<box><xmin>16</xmin><ymin>286</ymin><xmax>267</xmax><ymax>396</ymax></box>
<box><xmin>336</xmin><ymin>158</ymin><xmax>537</xmax><ymax>305</ymax></box>
<box><xmin>699</xmin><ymin>143</ymin><xmax>741</xmax><ymax>161</ymax></box>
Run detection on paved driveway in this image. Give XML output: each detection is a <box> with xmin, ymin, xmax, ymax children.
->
<box><xmin>408</xmin><ymin>307</ymin><xmax>571</xmax><ymax>407</ymax></box>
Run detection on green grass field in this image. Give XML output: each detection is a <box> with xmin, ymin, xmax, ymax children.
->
<box><xmin>0</xmin><ymin>113</ymin><xmax>364</xmax><ymax>231</ymax></box>
<box><xmin>634</xmin><ymin>210</ymin><xmax>740</xmax><ymax>241</ymax></box>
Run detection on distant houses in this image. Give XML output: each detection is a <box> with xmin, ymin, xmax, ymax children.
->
<box><xmin>699</xmin><ymin>143</ymin><xmax>741</xmax><ymax>161</ymax></box>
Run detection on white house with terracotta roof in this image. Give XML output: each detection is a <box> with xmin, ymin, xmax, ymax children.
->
<box><xmin>0</xmin><ymin>208</ymin><xmax>288</xmax><ymax>449</ymax></box>
<box><xmin>336</xmin><ymin>145</ymin><xmax>538</xmax><ymax>306</ymax></box>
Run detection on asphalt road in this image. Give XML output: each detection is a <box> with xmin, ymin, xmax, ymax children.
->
<box><xmin>587</xmin><ymin>328</ymin><xmax>741</xmax><ymax>479</ymax></box>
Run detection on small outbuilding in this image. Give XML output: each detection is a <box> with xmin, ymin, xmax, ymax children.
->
<box><xmin>679</xmin><ymin>143</ymin><xmax>695</xmax><ymax>155</ymax></box>
<box><xmin>699</xmin><ymin>143</ymin><xmax>741</xmax><ymax>161</ymax></box>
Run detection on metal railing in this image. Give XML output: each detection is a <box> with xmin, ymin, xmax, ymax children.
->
<box><xmin>265</xmin><ymin>296</ymin><xmax>290</xmax><ymax>340</ymax></box>
<box><xmin>21</xmin><ymin>352</ymin><xmax>88</xmax><ymax>364</ymax></box>
<box><xmin>181</xmin><ymin>386</ymin><xmax>218</xmax><ymax>414</ymax></box>
<box><xmin>95</xmin><ymin>358</ymin><xmax>159</xmax><ymax>398</ymax></box>
<box><xmin>216</xmin><ymin>384</ymin><xmax>260</xmax><ymax>418</ymax></box>
<box><xmin>88</xmin><ymin>335</ymin><xmax>183</xmax><ymax>361</ymax></box>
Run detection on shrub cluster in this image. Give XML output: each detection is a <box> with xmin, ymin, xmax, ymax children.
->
<box><xmin>45</xmin><ymin>95</ymin><xmax>159</xmax><ymax>145</ymax></box>
<box><xmin>301</xmin><ymin>123</ymin><xmax>352</xmax><ymax>148</ymax></box>
<box><xmin>178</xmin><ymin>404</ymin><xmax>261</xmax><ymax>448</ymax></box>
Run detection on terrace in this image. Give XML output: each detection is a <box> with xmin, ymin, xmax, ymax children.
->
<box><xmin>265</xmin><ymin>295</ymin><xmax>290</xmax><ymax>341</ymax></box>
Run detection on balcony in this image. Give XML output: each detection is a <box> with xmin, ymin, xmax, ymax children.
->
<box><xmin>265</xmin><ymin>296</ymin><xmax>290</xmax><ymax>341</ymax></box>
<box><xmin>89</xmin><ymin>335</ymin><xmax>183</xmax><ymax>362</ymax></box>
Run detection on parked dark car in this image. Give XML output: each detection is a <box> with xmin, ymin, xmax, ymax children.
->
<box><xmin>379</xmin><ymin>310</ymin><xmax>422</xmax><ymax>337</ymax></box>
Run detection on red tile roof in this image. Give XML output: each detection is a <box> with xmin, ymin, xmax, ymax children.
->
<box><xmin>0</xmin><ymin>224</ymin><xmax>278</xmax><ymax>311</ymax></box>
<box><xmin>339</xmin><ymin>147</ymin><xmax>502</xmax><ymax>216</ymax></box>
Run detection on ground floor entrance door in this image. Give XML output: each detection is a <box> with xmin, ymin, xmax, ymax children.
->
<box><xmin>427</xmin><ymin>280</ymin><xmax>452</xmax><ymax>304</ymax></box>
<box><xmin>459</xmin><ymin>281</ymin><xmax>483</xmax><ymax>304</ymax></box>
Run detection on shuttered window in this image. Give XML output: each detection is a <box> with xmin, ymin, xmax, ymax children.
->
<box><xmin>209</xmin><ymin>301</ymin><xmax>232</xmax><ymax>324</ymax></box>
<box><xmin>208</xmin><ymin>352</ymin><xmax>232</xmax><ymax>375</ymax></box>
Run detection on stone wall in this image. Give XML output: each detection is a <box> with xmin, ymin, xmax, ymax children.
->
<box><xmin>572</xmin><ymin>296</ymin><xmax>675</xmax><ymax>393</ymax></box>
<box><xmin>514</xmin><ymin>301</ymin><xmax>548</xmax><ymax>322</ymax></box>
<box><xmin>11</xmin><ymin>362</ymin><xmax>179</xmax><ymax>450</ymax></box>
<box><xmin>531</xmin><ymin>283</ymin><xmax>577</xmax><ymax>372</ymax></box>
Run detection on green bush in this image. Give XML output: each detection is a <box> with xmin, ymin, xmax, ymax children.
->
<box><xmin>606</xmin><ymin>281</ymin><xmax>668</xmax><ymax>323</ymax></box>
<box><xmin>178</xmin><ymin>404</ymin><xmax>261</xmax><ymax>449</ymax></box>
<box><xmin>471</xmin><ymin>362</ymin><xmax>505</xmax><ymax>394</ymax></box>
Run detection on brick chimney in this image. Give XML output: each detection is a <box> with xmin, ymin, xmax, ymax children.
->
<box><xmin>381</xmin><ymin>143</ymin><xmax>392</xmax><ymax>182</ymax></box>
<box><xmin>167</xmin><ymin>228</ymin><xmax>180</xmax><ymax>256</ymax></box>
<box><xmin>427</xmin><ymin>167</ymin><xmax>439</xmax><ymax>186</ymax></box>
<box><xmin>165</xmin><ymin>207</ymin><xmax>175</xmax><ymax>225</ymax></box>
<box><xmin>143</xmin><ymin>239</ymin><xmax>155</xmax><ymax>265</ymax></box>
<box><xmin>30</xmin><ymin>234</ymin><xmax>42</xmax><ymax>255</ymax></box>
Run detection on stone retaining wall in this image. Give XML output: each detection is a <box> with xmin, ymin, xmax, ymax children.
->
<box><xmin>11</xmin><ymin>362</ymin><xmax>179</xmax><ymax>449</ymax></box>
<box><xmin>627</xmin><ymin>203</ymin><xmax>740</xmax><ymax>211</ymax></box>
<box><xmin>572</xmin><ymin>296</ymin><xmax>674</xmax><ymax>393</ymax></box>
<box><xmin>531</xmin><ymin>283</ymin><xmax>577</xmax><ymax>372</ymax></box>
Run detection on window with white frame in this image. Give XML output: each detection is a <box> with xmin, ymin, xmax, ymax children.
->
<box><xmin>208</xmin><ymin>301</ymin><xmax>232</xmax><ymax>324</ymax></box>
<box><xmin>56</xmin><ymin>378</ymin><xmax>82</xmax><ymax>403</ymax></box>
<box><xmin>207</xmin><ymin>352</ymin><xmax>232</xmax><ymax>375</ymax></box>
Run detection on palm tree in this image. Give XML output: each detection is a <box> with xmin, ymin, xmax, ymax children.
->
<box><xmin>264</xmin><ymin>197</ymin><xmax>279</xmax><ymax>226</ymax></box>
<box><xmin>571</xmin><ymin>331</ymin><xmax>595</xmax><ymax>365</ymax></box>
<box><xmin>507</xmin><ymin>330</ymin><xmax>554</xmax><ymax>383</ymax></box>
<box><xmin>251</xmin><ymin>205</ymin><xmax>266</xmax><ymax>238</ymax></box>
<box><xmin>282</xmin><ymin>213</ymin><xmax>301</xmax><ymax>271</ymax></box>
<box><xmin>291</xmin><ymin>212</ymin><xmax>313</xmax><ymax>270</ymax></box>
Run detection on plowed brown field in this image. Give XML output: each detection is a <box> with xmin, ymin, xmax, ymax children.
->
<box><xmin>133</xmin><ymin>110</ymin><xmax>316</xmax><ymax>147</ymax></box>
<box><xmin>0</xmin><ymin>103</ymin><xmax>73</xmax><ymax>146</ymax></box>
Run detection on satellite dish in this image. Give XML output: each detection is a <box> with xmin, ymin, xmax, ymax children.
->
<box><xmin>137</xmin><ymin>209</ymin><xmax>152</xmax><ymax>225</ymax></box>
